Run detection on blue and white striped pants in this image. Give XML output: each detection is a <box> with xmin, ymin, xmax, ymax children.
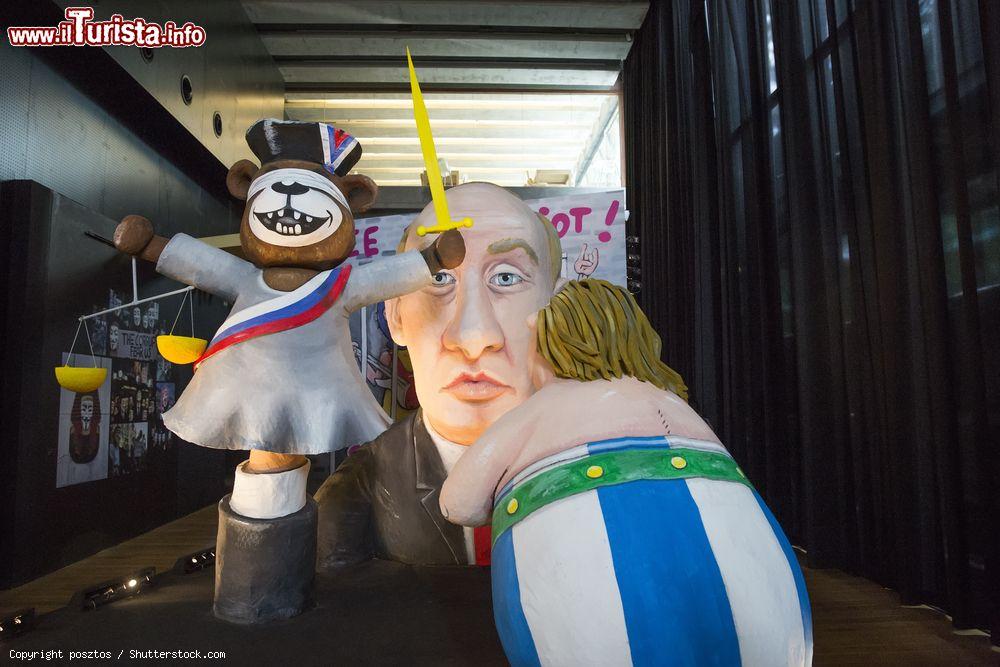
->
<box><xmin>492</xmin><ymin>475</ymin><xmax>813</xmax><ymax>666</ymax></box>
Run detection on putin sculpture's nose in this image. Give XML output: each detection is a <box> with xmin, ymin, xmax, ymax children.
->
<box><xmin>443</xmin><ymin>279</ymin><xmax>504</xmax><ymax>361</ymax></box>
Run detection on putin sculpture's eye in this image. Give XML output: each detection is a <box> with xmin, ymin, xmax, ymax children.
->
<box><xmin>431</xmin><ymin>272</ymin><xmax>456</xmax><ymax>286</ymax></box>
<box><xmin>489</xmin><ymin>271</ymin><xmax>524</xmax><ymax>287</ymax></box>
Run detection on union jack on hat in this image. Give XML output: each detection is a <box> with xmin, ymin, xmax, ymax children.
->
<box><xmin>245</xmin><ymin>119</ymin><xmax>362</xmax><ymax>177</ymax></box>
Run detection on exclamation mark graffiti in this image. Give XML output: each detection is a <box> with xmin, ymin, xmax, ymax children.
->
<box><xmin>598</xmin><ymin>199</ymin><xmax>620</xmax><ymax>243</ymax></box>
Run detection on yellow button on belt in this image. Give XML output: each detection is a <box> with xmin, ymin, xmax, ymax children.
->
<box><xmin>670</xmin><ymin>456</ymin><xmax>687</xmax><ymax>470</ymax></box>
<box><xmin>506</xmin><ymin>498</ymin><xmax>519</xmax><ymax>515</ymax></box>
<box><xmin>586</xmin><ymin>465</ymin><xmax>604</xmax><ymax>479</ymax></box>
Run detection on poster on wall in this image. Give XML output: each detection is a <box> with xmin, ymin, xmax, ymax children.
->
<box><xmin>104</xmin><ymin>288</ymin><xmax>180</xmax><ymax>475</ymax></box>
<box><xmin>155</xmin><ymin>382</ymin><xmax>175</xmax><ymax>416</ymax></box>
<box><xmin>111</xmin><ymin>358</ymin><xmax>153</xmax><ymax>424</ymax></box>
<box><xmin>110</xmin><ymin>422</ymin><xmax>149</xmax><ymax>477</ymax></box>
<box><xmin>108</xmin><ymin>291</ymin><xmax>161</xmax><ymax>360</ymax></box>
<box><xmin>56</xmin><ymin>353</ymin><xmax>112</xmax><ymax>488</ymax></box>
<box><xmin>525</xmin><ymin>190</ymin><xmax>627</xmax><ymax>285</ymax></box>
<box><xmin>350</xmin><ymin>303</ymin><xmax>420</xmax><ymax>428</ymax></box>
<box><xmin>346</xmin><ymin>188</ymin><xmax>628</xmax><ymax>421</ymax></box>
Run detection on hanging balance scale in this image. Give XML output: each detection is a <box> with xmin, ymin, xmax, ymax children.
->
<box><xmin>54</xmin><ymin>254</ymin><xmax>206</xmax><ymax>393</ymax></box>
<box><xmin>54</xmin><ymin>318</ymin><xmax>107</xmax><ymax>393</ymax></box>
<box><xmin>156</xmin><ymin>287</ymin><xmax>206</xmax><ymax>364</ymax></box>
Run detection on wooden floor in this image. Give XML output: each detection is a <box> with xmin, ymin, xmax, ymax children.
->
<box><xmin>0</xmin><ymin>504</ymin><xmax>219</xmax><ymax>616</ymax></box>
<box><xmin>806</xmin><ymin>567</ymin><xmax>996</xmax><ymax>665</ymax></box>
<box><xmin>1</xmin><ymin>505</ymin><xmax>996</xmax><ymax>665</ymax></box>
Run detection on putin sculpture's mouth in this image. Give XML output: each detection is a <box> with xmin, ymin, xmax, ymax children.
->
<box><xmin>442</xmin><ymin>371</ymin><xmax>510</xmax><ymax>402</ymax></box>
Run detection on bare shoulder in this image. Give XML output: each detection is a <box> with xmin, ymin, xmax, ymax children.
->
<box><xmin>642</xmin><ymin>382</ymin><xmax>721</xmax><ymax>441</ymax></box>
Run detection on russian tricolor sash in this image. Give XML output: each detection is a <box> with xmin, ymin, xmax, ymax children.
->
<box><xmin>194</xmin><ymin>264</ymin><xmax>351</xmax><ymax>370</ymax></box>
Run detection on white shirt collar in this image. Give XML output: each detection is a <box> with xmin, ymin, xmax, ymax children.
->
<box><xmin>423</xmin><ymin>417</ymin><xmax>470</xmax><ymax>474</ymax></box>
<box><xmin>424</xmin><ymin>417</ymin><xmax>478</xmax><ymax>563</ymax></box>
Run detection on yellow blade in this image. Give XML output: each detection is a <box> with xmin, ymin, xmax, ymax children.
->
<box><xmin>407</xmin><ymin>48</ymin><xmax>451</xmax><ymax>232</ymax></box>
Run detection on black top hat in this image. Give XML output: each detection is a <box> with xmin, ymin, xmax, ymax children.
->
<box><xmin>245</xmin><ymin>119</ymin><xmax>362</xmax><ymax>177</ymax></box>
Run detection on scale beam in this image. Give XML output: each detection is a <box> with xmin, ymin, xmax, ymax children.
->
<box><xmin>79</xmin><ymin>286</ymin><xmax>195</xmax><ymax>322</ymax></box>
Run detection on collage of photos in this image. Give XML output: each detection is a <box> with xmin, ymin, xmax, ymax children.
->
<box><xmin>107</xmin><ymin>289</ymin><xmax>178</xmax><ymax>478</ymax></box>
<box><xmin>110</xmin><ymin>358</ymin><xmax>154</xmax><ymax>476</ymax></box>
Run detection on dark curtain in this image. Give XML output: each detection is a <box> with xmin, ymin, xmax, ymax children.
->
<box><xmin>624</xmin><ymin>0</ymin><xmax>1000</xmax><ymax>638</ymax></box>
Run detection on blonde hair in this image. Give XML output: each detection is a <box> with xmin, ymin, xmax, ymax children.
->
<box><xmin>537</xmin><ymin>279</ymin><xmax>689</xmax><ymax>400</ymax></box>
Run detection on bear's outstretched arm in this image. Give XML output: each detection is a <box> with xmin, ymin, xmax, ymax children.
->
<box><xmin>155</xmin><ymin>233</ymin><xmax>257</xmax><ymax>302</ymax></box>
<box><xmin>114</xmin><ymin>215</ymin><xmax>168</xmax><ymax>263</ymax></box>
<box><xmin>341</xmin><ymin>229</ymin><xmax>466</xmax><ymax>314</ymax></box>
<box><xmin>114</xmin><ymin>216</ymin><xmax>256</xmax><ymax>301</ymax></box>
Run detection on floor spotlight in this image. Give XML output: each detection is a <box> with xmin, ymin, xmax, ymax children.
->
<box><xmin>71</xmin><ymin>566</ymin><xmax>156</xmax><ymax>610</ymax></box>
<box><xmin>173</xmin><ymin>546</ymin><xmax>216</xmax><ymax>574</ymax></box>
<box><xmin>0</xmin><ymin>608</ymin><xmax>35</xmax><ymax>642</ymax></box>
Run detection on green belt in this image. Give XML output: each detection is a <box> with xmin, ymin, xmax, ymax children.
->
<box><xmin>491</xmin><ymin>447</ymin><xmax>752</xmax><ymax>546</ymax></box>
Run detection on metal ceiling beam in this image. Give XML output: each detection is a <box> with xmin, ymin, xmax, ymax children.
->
<box><xmin>341</xmin><ymin>141</ymin><xmax>583</xmax><ymax>153</ymax></box>
<box><xmin>287</xmin><ymin>106</ymin><xmax>602</xmax><ymax>122</ymax></box>
<box><xmin>356</xmin><ymin>156</ymin><xmax>578</xmax><ymax>168</ymax></box>
<box><xmin>358</xmin><ymin>152</ymin><xmax>580</xmax><ymax>161</ymax></box>
<box><xmin>354</xmin><ymin>136</ymin><xmax>586</xmax><ymax>145</ymax></box>
<box><xmin>287</xmin><ymin>83</ymin><xmax>619</xmax><ymax>93</ymax></box>
<box><xmin>254</xmin><ymin>23</ymin><xmax>634</xmax><ymax>35</ymax></box>
<box><xmin>275</xmin><ymin>56</ymin><xmax>623</xmax><ymax>69</ymax></box>
<box><xmin>279</xmin><ymin>64</ymin><xmax>619</xmax><ymax>89</ymax></box>
<box><xmin>260</xmin><ymin>32</ymin><xmax>632</xmax><ymax>61</ymax></box>
<box><xmin>242</xmin><ymin>1</ymin><xmax>649</xmax><ymax>31</ymax></box>
<box><xmin>367</xmin><ymin>185</ymin><xmax>618</xmax><ymax>212</ymax></box>
<box><xmin>329</xmin><ymin>125</ymin><xmax>591</xmax><ymax>139</ymax></box>
<box><xmin>285</xmin><ymin>92</ymin><xmax>610</xmax><ymax>104</ymax></box>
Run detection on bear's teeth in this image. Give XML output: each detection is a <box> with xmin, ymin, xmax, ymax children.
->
<box><xmin>295</xmin><ymin>224</ymin><xmax>302</xmax><ymax>235</ymax></box>
<box><xmin>267</xmin><ymin>212</ymin><xmax>274</xmax><ymax>219</ymax></box>
<box><xmin>278</xmin><ymin>224</ymin><xmax>286</xmax><ymax>233</ymax></box>
<box><xmin>294</xmin><ymin>211</ymin><xmax>302</xmax><ymax>220</ymax></box>
<box><xmin>305</xmin><ymin>216</ymin><xmax>313</xmax><ymax>223</ymax></box>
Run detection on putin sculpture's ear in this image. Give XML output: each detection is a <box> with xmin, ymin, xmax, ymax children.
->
<box><xmin>383</xmin><ymin>297</ymin><xmax>407</xmax><ymax>347</ymax></box>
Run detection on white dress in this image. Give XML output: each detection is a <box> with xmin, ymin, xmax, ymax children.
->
<box><xmin>156</xmin><ymin>233</ymin><xmax>430</xmax><ymax>454</ymax></box>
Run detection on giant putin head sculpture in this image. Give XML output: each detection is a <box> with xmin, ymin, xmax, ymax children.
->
<box><xmin>385</xmin><ymin>182</ymin><xmax>564</xmax><ymax>445</ymax></box>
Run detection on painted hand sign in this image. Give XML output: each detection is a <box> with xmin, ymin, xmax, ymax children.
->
<box><xmin>574</xmin><ymin>243</ymin><xmax>600</xmax><ymax>279</ymax></box>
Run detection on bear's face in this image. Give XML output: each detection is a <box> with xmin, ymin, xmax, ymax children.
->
<box><xmin>226</xmin><ymin>158</ymin><xmax>378</xmax><ymax>271</ymax></box>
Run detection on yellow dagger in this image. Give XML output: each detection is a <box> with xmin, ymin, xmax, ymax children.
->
<box><xmin>407</xmin><ymin>47</ymin><xmax>474</xmax><ymax>236</ymax></box>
